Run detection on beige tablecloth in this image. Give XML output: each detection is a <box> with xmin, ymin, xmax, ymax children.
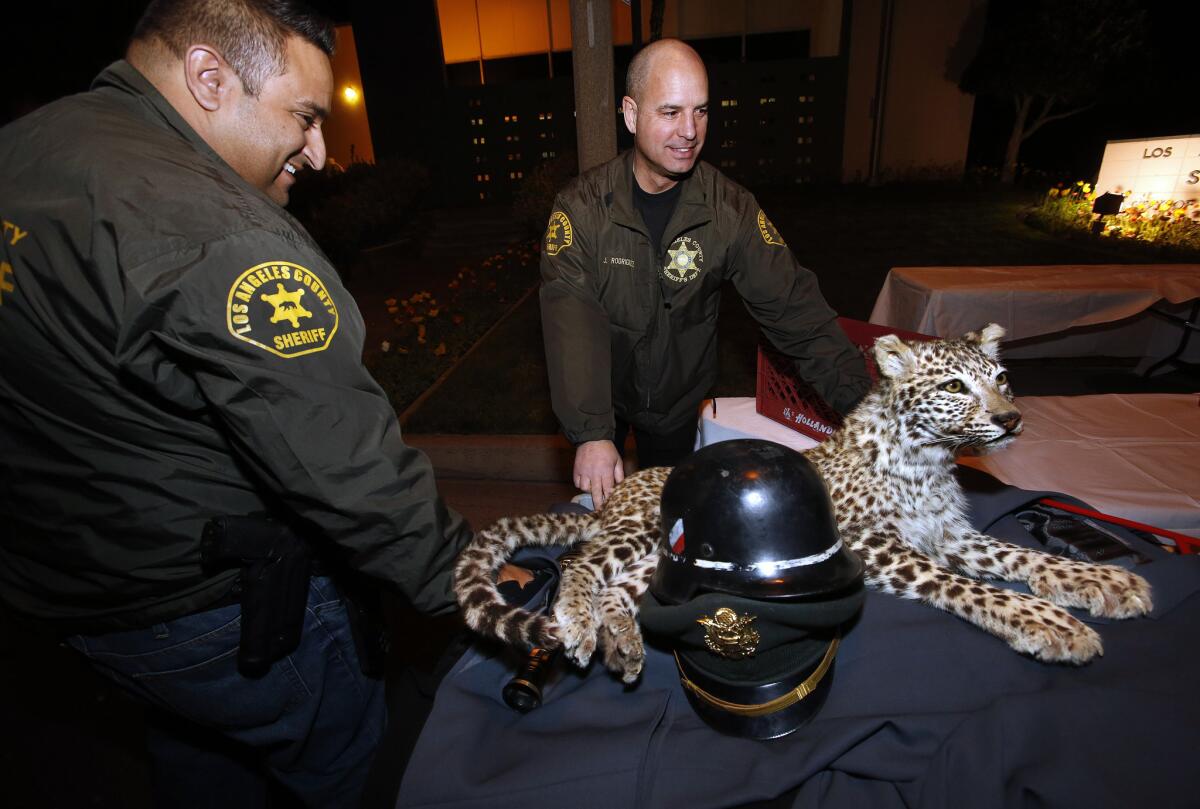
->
<box><xmin>698</xmin><ymin>395</ymin><xmax>1200</xmax><ymax>538</ymax></box>
<box><xmin>869</xmin><ymin>265</ymin><xmax>1200</xmax><ymax>359</ymax></box>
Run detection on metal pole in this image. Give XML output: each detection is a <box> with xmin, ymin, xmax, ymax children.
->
<box><xmin>570</xmin><ymin>0</ymin><xmax>618</xmax><ymax>172</ymax></box>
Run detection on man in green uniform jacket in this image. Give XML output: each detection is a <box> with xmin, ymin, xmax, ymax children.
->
<box><xmin>541</xmin><ymin>39</ymin><xmax>871</xmax><ymax>507</ymax></box>
<box><xmin>0</xmin><ymin>1</ymin><xmax>471</xmax><ymax>805</ymax></box>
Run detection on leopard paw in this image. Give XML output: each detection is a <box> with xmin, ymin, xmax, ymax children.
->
<box><xmin>599</xmin><ymin>610</ymin><xmax>645</xmax><ymax>684</ymax></box>
<box><xmin>553</xmin><ymin>598</ymin><xmax>598</xmax><ymax>668</ymax></box>
<box><xmin>1029</xmin><ymin>566</ymin><xmax>1153</xmax><ymax>619</ymax></box>
<box><xmin>1007</xmin><ymin>608</ymin><xmax>1103</xmax><ymax>664</ymax></box>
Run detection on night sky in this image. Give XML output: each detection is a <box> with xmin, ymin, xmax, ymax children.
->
<box><xmin>6</xmin><ymin>1</ymin><xmax>1199</xmax><ymax>180</ymax></box>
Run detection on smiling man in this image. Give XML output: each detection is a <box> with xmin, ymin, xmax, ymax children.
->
<box><xmin>541</xmin><ymin>39</ymin><xmax>872</xmax><ymax>508</ymax></box>
<box><xmin>0</xmin><ymin>1</ymin><xmax>474</xmax><ymax>807</ymax></box>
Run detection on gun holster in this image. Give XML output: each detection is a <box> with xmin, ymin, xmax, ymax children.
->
<box><xmin>201</xmin><ymin>515</ymin><xmax>313</xmax><ymax>678</ymax></box>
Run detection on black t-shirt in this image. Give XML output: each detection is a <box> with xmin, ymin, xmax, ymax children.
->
<box><xmin>632</xmin><ymin>176</ymin><xmax>683</xmax><ymax>255</ymax></box>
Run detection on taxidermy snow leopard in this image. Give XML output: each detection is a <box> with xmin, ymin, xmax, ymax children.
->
<box><xmin>453</xmin><ymin>325</ymin><xmax>1153</xmax><ymax>682</ymax></box>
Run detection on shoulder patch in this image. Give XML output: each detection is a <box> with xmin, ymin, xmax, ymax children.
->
<box><xmin>545</xmin><ymin>211</ymin><xmax>573</xmax><ymax>256</ymax></box>
<box><xmin>226</xmin><ymin>260</ymin><xmax>339</xmax><ymax>358</ymax></box>
<box><xmin>757</xmin><ymin>210</ymin><xmax>786</xmax><ymax>247</ymax></box>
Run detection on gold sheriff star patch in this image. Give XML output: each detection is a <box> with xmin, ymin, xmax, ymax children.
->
<box><xmin>663</xmin><ymin>235</ymin><xmax>704</xmax><ymax>284</ymax></box>
<box><xmin>757</xmin><ymin>209</ymin><xmax>786</xmax><ymax>246</ymax></box>
<box><xmin>227</xmin><ymin>260</ymin><xmax>339</xmax><ymax>359</ymax></box>
<box><xmin>545</xmin><ymin>211</ymin><xmax>573</xmax><ymax>256</ymax></box>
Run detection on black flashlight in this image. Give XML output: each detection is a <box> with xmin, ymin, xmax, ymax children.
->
<box><xmin>502</xmin><ymin>646</ymin><xmax>560</xmax><ymax>712</ymax></box>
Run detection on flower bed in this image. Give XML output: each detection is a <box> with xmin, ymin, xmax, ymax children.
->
<box><xmin>365</xmin><ymin>241</ymin><xmax>541</xmax><ymax>417</ymax></box>
<box><xmin>1030</xmin><ymin>181</ymin><xmax>1200</xmax><ymax>251</ymax></box>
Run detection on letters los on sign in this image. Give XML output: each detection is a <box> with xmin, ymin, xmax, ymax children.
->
<box><xmin>1095</xmin><ymin>135</ymin><xmax>1200</xmax><ymax>202</ymax></box>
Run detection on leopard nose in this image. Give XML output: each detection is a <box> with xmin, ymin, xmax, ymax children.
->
<box><xmin>992</xmin><ymin>411</ymin><xmax>1022</xmax><ymax>432</ymax></box>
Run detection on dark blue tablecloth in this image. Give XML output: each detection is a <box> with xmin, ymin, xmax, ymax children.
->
<box><xmin>397</xmin><ymin>470</ymin><xmax>1200</xmax><ymax>809</ymax></box>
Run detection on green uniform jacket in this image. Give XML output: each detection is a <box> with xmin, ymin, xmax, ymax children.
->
<box><xmin>0</xmin><ymin>62</ymin><xmax>471</xmax><ymax>633</ymax></box>
<box><xmin>539</xmin><ymin>150</ymin><xmax>871</xmax><ymax>445</ymax></box>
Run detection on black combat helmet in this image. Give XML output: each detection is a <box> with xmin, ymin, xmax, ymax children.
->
<box><xmin>640</xmin><ymin>439</ymin><xmax>865</xmax><ymax>740</ymax></box>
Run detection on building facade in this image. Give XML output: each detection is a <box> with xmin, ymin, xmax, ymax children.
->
<box><xmin>354</xmin><ymin>0</ymin><xmax>985</xmax><ymax>203</ymax></box>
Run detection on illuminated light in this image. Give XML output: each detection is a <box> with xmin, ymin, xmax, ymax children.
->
<box><xmin>342</xmin><ymin>86</ymin><xmax>360</xmax><ymax>104</ymax></box>
<box><xmin>744</xmin><ymin>490</ymin><xmax>765</xmax><ymax>508</ymax></box>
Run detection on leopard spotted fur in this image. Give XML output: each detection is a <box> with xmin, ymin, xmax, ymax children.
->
<box><xmin>453</xmin><ymin>468</ymin><xmax>669</xmax><ymax>682</ymax></box>
<box><xmin>454</xmin><ymin>325</ymin><xmax>1153</xmax><ymax>681</ymax></box>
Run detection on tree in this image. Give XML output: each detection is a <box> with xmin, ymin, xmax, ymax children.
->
<box><xmin>960</xmin><ymin>0</ymin><xmax>1147</xmax><ymax>184</ymax></box>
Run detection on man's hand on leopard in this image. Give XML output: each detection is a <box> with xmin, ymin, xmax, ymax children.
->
<box><xmin>573</xmin><ymin>439</ymin><xmax>624</xmax><ymax>509</ymax></box>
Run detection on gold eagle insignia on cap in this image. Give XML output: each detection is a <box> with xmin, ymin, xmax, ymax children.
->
<box><xmin>697</xmin><ymin>607</ymin><xmax>761</xmax><ymax>659</ymax></box>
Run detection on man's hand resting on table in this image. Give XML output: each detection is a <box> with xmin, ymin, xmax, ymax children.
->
<box><xmin>574</xmin><ymin>439</ymin><xmax>624</xmax><ymax>510</ymax></box>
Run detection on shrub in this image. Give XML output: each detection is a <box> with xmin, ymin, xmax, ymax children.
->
<box><xmin>511</xmin><ymin>151</ymin><xmax>578</xmax><ymax>239</ymax></box>
<box><xmin>289</xmin><ymin>159</ymin><xmax>431</xmax><ymax>265</ymax></box>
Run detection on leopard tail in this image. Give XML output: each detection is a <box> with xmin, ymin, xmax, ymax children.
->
<box><xmin>454</xmin><ymin>512</ymin><xmax>602</xmax><ymax>650</ymax></box>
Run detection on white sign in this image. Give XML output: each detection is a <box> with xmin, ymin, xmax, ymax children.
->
<box><xmin>1094</xmin><ymin>134</ymin><xmax>1200</xmax><ymax>207</ymax></box>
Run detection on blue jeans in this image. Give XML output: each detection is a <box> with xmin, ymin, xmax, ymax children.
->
<box><xmin>66</xmin><ymin>577</ymin><xmax>385</xmax><ymax>808</ymax></box>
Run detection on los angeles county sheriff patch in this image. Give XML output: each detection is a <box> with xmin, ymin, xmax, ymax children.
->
<box><xmin>545</xmin><ymin>211</ymin><xmax>573</xmax><ymax>256</ymax></box>
<box><xmin>757</xmin><ymin>210</ymin><xmax>786</xmax><ymax>246</ymax></box>
<box><xmin>227</xmin><ymin>260</ymin><xmax>338</xmax><ymax>358</ymax></box>
<box><xmin>663</xmin><ymin>235</ymin><xmax>704</xmax><ymax>284</ymax></box>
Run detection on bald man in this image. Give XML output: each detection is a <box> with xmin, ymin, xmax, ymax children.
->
<box><xmin>540</xmin><ymin>39</ymin><xmax>871</xmax><ymax>507</ymax></box>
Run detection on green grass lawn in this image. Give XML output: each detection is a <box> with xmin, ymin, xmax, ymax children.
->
<box><xmin>402</xmin><ymin>184</ymin><xmax>1199</xmax><ymax>434</ymax></box>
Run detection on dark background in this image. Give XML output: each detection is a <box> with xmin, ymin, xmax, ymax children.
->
<box><xmin>6</xmin><ymin>1</ymin><xmax>1199</xmax><ymax>180</ymax></box>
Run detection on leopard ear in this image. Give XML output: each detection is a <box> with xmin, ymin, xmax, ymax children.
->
<box><xmin>873</xmin><ymin>334</ymin><xmax>916</xmax><ymax>379</ymax></box>
<box><xmin>963</xmin><ymin>323</ymin><xmax>1005</xmax><ymax>359</ymax></box>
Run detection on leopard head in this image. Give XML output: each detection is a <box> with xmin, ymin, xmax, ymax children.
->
<box><xmin>872</xmin><ymin>324</ymin><xmax>1021</xmax><ymax>454</ymax></box>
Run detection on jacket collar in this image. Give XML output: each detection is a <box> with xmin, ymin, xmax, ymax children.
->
<box><xmin>608</xmin><ymin>149</ymin><xmax>713</xmax><ymax>239</ymax></box>
<box><xmin>92</xmin><ymin>61</ymin><xmax>232</xmax><ymax>171</ymax></box>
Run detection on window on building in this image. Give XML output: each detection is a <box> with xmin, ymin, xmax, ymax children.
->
<box><xmin>686</xmin><ymin>35</ymin><xmax>741</xmax><ymax>65</ymax></box>
<box><xmin>745</xmin><ymin>31</ymin><xmax>811</xmax><ymax>62</ymax></box>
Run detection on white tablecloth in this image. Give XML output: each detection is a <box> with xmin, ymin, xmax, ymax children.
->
<box><xmin>695</xmin><ymin>397</ymin><xmax>818</xmax><ymax>454</ymax></box>
<box><xmin>698</xmin><ymin>395</ymin><xmax>1200</xmax><ymax>538</ymax></box>
<box><xmin>869</xmin><ymin>264</ymin><xmax>1200</xmax><ymax>361</ymax></box>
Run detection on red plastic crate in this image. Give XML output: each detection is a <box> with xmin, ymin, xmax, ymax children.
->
<box><xmin>756</xmin><ymin>318</ymin><xmax>935</xmax><ymax>441</ymax></box>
